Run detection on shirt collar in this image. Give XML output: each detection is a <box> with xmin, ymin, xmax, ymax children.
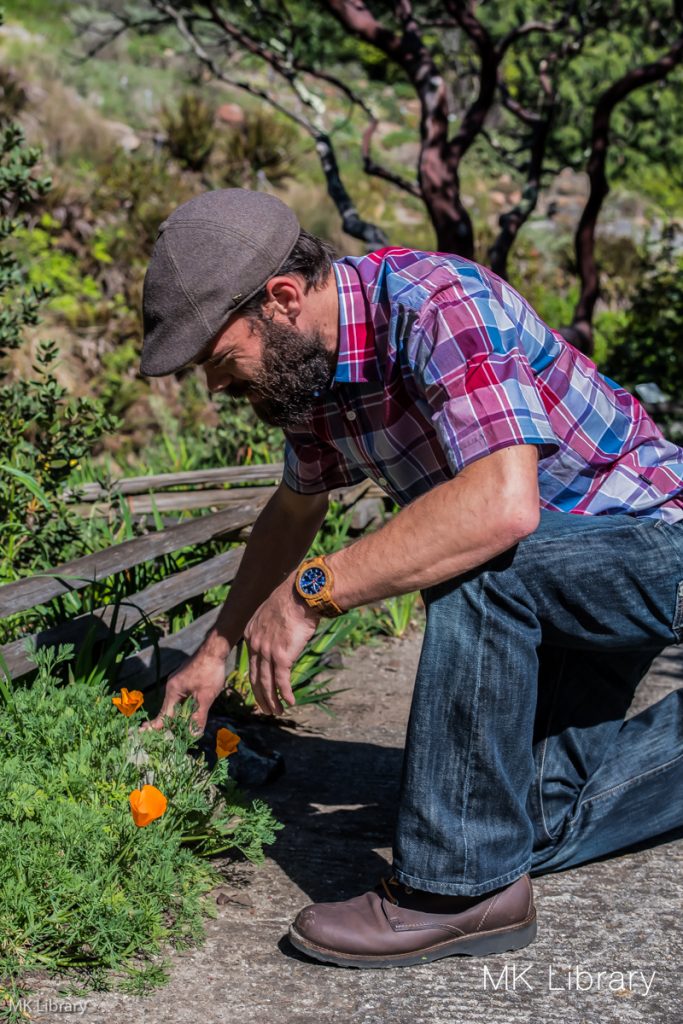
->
<box><xmin>331</xmin><ymin>260</ymin><xmax>382</xmax><ymax>385</ymax></box>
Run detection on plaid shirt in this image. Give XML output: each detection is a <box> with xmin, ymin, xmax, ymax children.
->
<box><xmin>283</xmin><ymin>248</ymin><xmax>683</xmax><ymax>522</ymax></box>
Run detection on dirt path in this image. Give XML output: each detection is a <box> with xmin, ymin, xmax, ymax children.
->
<box><xmin>25</xmin><ymin>630</ymin><xmax>682</xmax><ymax>1024</ymax></box>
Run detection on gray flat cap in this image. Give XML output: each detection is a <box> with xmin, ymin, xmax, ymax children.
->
<box><xmin>140</xmin><ymin>189</ymin><xmax>300</xmax><ymax>376</ymax></box>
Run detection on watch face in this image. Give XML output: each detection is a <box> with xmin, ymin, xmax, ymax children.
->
<box><xmin>299</xmin><ymin>565</ymin><xmax>327</xmax><ymax>596</ymax></box>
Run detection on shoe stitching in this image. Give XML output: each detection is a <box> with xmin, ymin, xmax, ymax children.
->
<box><xmin>390</xmin><ymin>919</ymin><xmax>464</xmax><ymax>934</ymax></box>
<box><xmin>387</xmin><ymin>882</ymin><xmax>522</xmax><ymax>936</ymax></box>
<box><xmin>475</xmin><ymin>890</ymin><xmax>502</xmax><ymax>932</ymax></box>
<box><xmin>290</xmin><ymin>920</ymin><xmax>534</xmax><ymax>963</ymax></box>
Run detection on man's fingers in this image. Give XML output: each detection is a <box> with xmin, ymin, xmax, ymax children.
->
<box><xmin>249</xmin><ymin>648</ymin><xmax>278</xmax><ymax>715</ymax></box>
<box><xmin>189</xmin><ymin>689</ymin><xmax>215</xmax><ymax>736</ymax></box>
<box><xmin>248</xmin><ymin>648</ymin><xmax>268</xmax><ymax>714</ymax></box>
<box><xmin>138</xmin><ymin>680</ymin><xmax>182</xmax><ymax>732</ymax></box>
<box><xmin>272</xmin><ymin>660</ymin><xmax>295</xmax><ymax>709</ymax></box>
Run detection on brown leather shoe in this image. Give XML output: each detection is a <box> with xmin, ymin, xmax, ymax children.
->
<box><xmin>289</xmin><ymin>874</ymin><xmax>536</xmax><ymax>968</ymax></box>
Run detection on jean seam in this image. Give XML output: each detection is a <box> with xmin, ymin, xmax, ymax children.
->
<box><xmin>524</xmin><ymin>517</ymin><xmax>652</xmax><ymax>548</ymax></box>
<box><xmin>458</xmin><ymin>585</ymin><xmax>490</xmax><ymax>880</ymax></box>
<box><xmin>536</xmin><ymin>650</ymin><xmax>566</xmax><ymax>842</ymax></box>
<box><xmin>569</xmin><ymin>748</ymin><xmax>683</xmax><ymax>822</ymax></box>
<box><xmin>673</xmin><ymin>580</ymin><xmax>683</xmax><ymax>642</ymax></box>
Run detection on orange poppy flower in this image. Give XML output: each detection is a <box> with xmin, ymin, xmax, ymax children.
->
<box><xmin>129</xmin><ymin>785</ymin><xmax>167</xmax><ymax>827</ymax></box>
<box><xmin>112</xmin><ymin>688</ymin><xmax>144</xmax><ymax>717</ymax></box>
<box><xmin>216</xmin><ymin>727</ymin><xmax>241</xmax><ymax>759</ymax></box>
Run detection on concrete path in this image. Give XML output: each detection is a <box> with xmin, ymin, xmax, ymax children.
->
<box><xmin>25</xmin><ymin>630</ymin><xmax>682</xmax><ymax>1023</ymax></box>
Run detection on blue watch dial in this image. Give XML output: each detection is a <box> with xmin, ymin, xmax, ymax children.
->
<box><xmin>299</xmin><ymin>565</ymin><xmax>328</xmax><ymax>596</ymax></box>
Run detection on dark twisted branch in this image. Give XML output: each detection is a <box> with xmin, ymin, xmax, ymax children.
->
<box><xmin>567</xmin><ymin>28</ymin><xmax>683</xmax><ymax>352</ymax></box>
<box><xmin>324</xmin><ymin>0</ymin><xmax>472</xmax><ymax>253</ymax></box>
<box><xmin>487</xmin><ymin>62</ymin><xmax>557</xmax><ymax>279</ymax></box>
<box><xmin>361</xmin><ymin>119</ymin><xmax>422</xmax><ymax>198</ymax></box>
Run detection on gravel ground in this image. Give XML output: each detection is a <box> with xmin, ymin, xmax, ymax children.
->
<box><xmin>21</xmin><ymin>630</ymin><xmax>683</xmax><ymax>1024</ymax></box>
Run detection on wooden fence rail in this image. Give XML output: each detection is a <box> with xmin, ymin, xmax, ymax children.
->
<box><xmin>1</xmin><ymin>469</ymin><xmax>388</xmax><ymax>688</ymax></box>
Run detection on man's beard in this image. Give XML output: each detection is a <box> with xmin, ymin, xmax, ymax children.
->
<box><xmin>224</xmin><ymin>315</ymin><xmax>337</xmax><ymax>429</ymax></box>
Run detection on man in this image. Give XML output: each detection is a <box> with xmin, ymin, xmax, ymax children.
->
<box><xmin>140</xmin><ymin>188</ymin><xmax>683</xmax><ymax>969</ymax></box>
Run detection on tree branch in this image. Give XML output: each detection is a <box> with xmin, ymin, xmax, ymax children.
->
<box><xmin>361</xmin><ymin>119</ymin><xmax>422</xmax><ymax>198</ymax></box>
<box><xmin>324</xmin><ymin>0</ymin><xmax>473</xmax><ymax>254</ymax></box>
<box><xmin>569</xmin><ymin>28</ymin><xmax>683</xmax><ymax>350</ymax></box>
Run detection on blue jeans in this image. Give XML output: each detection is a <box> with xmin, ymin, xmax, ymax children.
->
<box><xmin>392</xmin><ymin>510</ymin><xmax>683</xmax><ymax>896</ymax></box>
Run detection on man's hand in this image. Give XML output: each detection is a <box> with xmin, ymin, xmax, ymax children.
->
<box><xmin>243</xmin><ymin>575</ymin><xmax>321</xmax><ymax>716</ymax></box>
<box><xmin>140</xmin><ymin>647</ymin><xmax>228</xmax><ymax>735</ymax></box>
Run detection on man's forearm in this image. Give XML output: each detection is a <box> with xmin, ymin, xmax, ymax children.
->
<box><xmin>326</xmin><ymin>446</ymin><xmax>541</xmax><ymax>610</ymax></box>
<box><xmin>201</xmin><ymin>487</ymin><xmax>327</xmax><ymax>660</ymax></box>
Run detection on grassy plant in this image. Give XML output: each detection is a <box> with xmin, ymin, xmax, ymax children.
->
<box><xmin>162</xmin><ymin>91</ymin><xmax>216</xmax><ymax>172</ymax></box>
<box><xmin>0</xmin><ymin>641</ymin><xmax>281</xmax><ymax>1010</ymax></box>
<box><xmin>213</xmin><ymin>110</ymin><xmax>300</xmax><ymax>189</ymax></box>
<box><xmin>377</xmin><ymin>592</ymin><xmax>420</xmax><ymax>638</ymax></box>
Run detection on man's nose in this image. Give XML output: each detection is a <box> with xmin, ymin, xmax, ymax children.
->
<box><xmin>205</xmin><ymin>368</ymin><xmax>232</xmax><ymax>393</ymax></box>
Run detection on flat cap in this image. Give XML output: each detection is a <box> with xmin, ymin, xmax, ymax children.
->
<box><xmin>140</xmin><ymin>188</ymin><xmax>300</xmax><ymax>376</ymax></box>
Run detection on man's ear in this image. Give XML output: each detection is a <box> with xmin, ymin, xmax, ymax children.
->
<box><xmin>263</xmin><ymin>275</ymin><xmax>304</xmax><ymax>319</ymax></box>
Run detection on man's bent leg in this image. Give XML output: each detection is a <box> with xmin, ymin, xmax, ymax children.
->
<box><xmin>532</xmin><ymin>674</ymin><xmax>683</xmax><ymax>874</ymax></box>
<box><xmin>528</xmin><ymin>645</ymin><xmax>659</xmax><ymax>857</ymax></box>
<box><xmin>392</xmin><ymin>557</ymin><xmax>542</xmax><ymax>895</ymax></box>
<box><xmin>393</xmin><ymin>512</ymin><xmax>683</xmax><ymax>896</ymax></box>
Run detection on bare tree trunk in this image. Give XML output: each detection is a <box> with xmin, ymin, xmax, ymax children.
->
<box><xmin>323</xmin><ymin>0</ymin><xmax>490</xmax><ymax>257</ymax></box>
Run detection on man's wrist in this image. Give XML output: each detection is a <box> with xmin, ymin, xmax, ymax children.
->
<box><xmin>200</xmin><ymin>628</ymin><xmax>231</xmax><ymax>662</ymax></box>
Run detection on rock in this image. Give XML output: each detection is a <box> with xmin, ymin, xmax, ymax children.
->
<box><xmin>321</xmin><ymin>649</ymin><xmax>344</xmax><ymax>670</ymax></box>
<box><xmin>350</xmin><ymin>497</ymin><xmax>385</xmax><ymax>531</ymax></box>
<box><xmin>101</xmin><ymin>118</ymin><xmax>141</xmax><ymax>152</ymax></box>
<box><xmin>197</xmin><ymin>716</ymin><xmax>285</xmax><ymax>787</ymax></box>
<box><xmin>217</xmin><ymin>103</ymin><xmax>245</xmax><ymax>126</ymax></box>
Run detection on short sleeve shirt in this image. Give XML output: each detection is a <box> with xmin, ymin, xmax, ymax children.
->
<box><xmin>283</xmin><ymin>248</ymin><xmax>683</xmax><ymax>522</ymax></box>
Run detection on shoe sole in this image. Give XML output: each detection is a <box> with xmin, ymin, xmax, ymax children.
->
<box><xmin>288</xmin><ymin>912</ymin><xmax>537</xmax><ymax>969</ymax></box>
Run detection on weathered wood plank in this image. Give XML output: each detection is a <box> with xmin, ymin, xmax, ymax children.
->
<box><xmin>1</xmin><ymin>547</ymin><xmax>245</xmax><ymax>679</ymax></box>
<box><xmin>3</xmin><ymin>616</ymin><xmax>113</xmax><ymax>679</ymax></box>
<box><xmin>0</xmin><ymin>498</ymin><xmax>268</xmax><ymax>618</ymax></box>
<box><xmin>72</xmin><ymin>485</ymin><xmax>278</xmax><ymax>517</ymax></box>
<box><xmin>71</xmin><ymin>480</ymin><xmax>381</xmax><ymax>520</ymax></box>
<box><xmin>64</xmin><ymin>463</ymin><xmax>284</xmax><ymax>500</ymax></box>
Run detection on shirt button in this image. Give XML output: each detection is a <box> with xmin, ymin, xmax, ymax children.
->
<box><xmin>378</xmin><ymin>476</ymin><xmax>388</xmax><ymax>487</ymax></box>
<box><xmin>346</xmin><ymin>410</ymin><xmax>357</xmax><ymax>421</ymax></box>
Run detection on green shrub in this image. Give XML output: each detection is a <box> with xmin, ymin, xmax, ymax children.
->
<box><xmin>162</xmin><ymin>91</ymin><xmax>216</xmax><ymax>172</ymax></box>
<box><xmin>0</xmin><ymin>120</ymin><xmax>119</xmax><ymax>581</ymax></box>
<box><xmin>214</xmin><ymin>110</ymin><xmax>300</xmax><ymax>189</ymax></box>
<box><xmin>0</xmin><ymin>642</ymin><xmax>281</xmax><ymax>1008</ymax></box>
<box><xmin>604</xmin><ymin>230</ymin><xmax>683</xmax><ymax>398</ymax></box>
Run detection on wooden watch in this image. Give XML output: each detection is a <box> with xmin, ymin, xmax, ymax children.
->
<box><xmin>294</xmin><ymin>555</ymin><xmax>344</xmax><ymax>618</ymax></box>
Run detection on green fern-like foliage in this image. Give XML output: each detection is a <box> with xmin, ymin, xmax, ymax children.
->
<box><xmin>0</xmin><ymin>642</ymin><xmax>281</xmax><ymax>1006</ymax></box>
